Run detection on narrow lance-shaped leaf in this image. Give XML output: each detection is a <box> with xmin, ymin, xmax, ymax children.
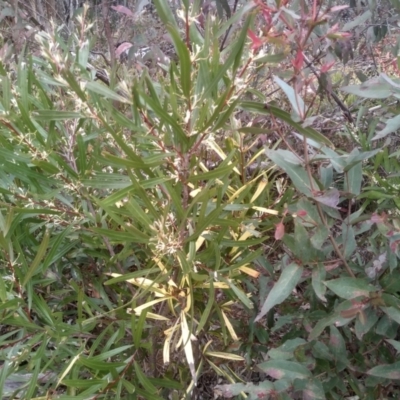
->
<box><xmin>255</xmin><ymin>263</ymin><xmax>303</xmax><ymax>322</ymax></box>
<box><xmin>85</xmin><ymin>81</ymin><xmax>132</xmax><ymax>104</ymax></box>
<box><xmin>34</xmin><ymin>110</ymin><xmax>84</xmax><ymax>120</ymax></box>
<box><xmin>181</xmin><ymin>311</ymin><xmax>197</xmax><ymax>385</ymax></box>
<box><xmin>274</xmin><ymin>75</ymin><xmax>305</xmax><ymax>119</ymax></box>
<box><xmin>240</xmin><ymin>101</ymin><xmax>333</xmax><ymax>147</ymax></box>
<box><xmin>22</xmin><ymin>230</ymin><xmax>50</xmax><ymax>287</ymax></box>
<box><xmin>167</xmin><ymin>27</ymin><xmax>191</xmax><ymax>99</ymax></box>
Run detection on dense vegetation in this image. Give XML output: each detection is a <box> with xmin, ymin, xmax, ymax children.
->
<box><xmin>1</xmin><ymin>0</ymin><xmax>400</xmax><ymax>399</ymax></box>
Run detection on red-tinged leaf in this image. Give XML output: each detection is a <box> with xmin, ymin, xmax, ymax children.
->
<box><xmin>262</xmin><ymin>9</ymin><xmax>272</xmax><ymax>25</ymax></box>
<box><xmin>371</xmin><ymin>212</ymin><xmax>386</xmax><ymax>224</ymax></box>
<box><xmin>292</xmin><ymin>50</ymin><xmax>304</xmax><ymax>71</ymax></box>
<box><xmin>340</xmin><ymin>300</ymin><xmax>368</xmax><ymax>318</ymax></box>
<box><xmin>313</xmin><ymin>188</ymin><xmax>340</xmax><ymax>208</ymax></box>
<box><xmin>330</xmin><ymin>5</ymin><xmax>349</xmax><ymax>12</ymax></box>
<box><xmin>115</xmin><ymin>42</ymin><xmax>133</xmax><ymax>58</ymax></box>
<box><xmin>390</xmin><ymin>241</ymin><xmax>398</xmax><ymax>253</ymax></box>
<box><xmin>321</xmin><ymin>61</ymin><xmax>335</xmax><ymax>73</ymax></box>
<box><xmin>274</xmin><ymin>221</ymin><xmax>285</xmax><ymax>240</ymax></box>
<box><xmin>111</xmin><ymin>5</ymin><xmax>135</xmax><ymax>17</ymax></box>
<box><xmin>340</xmin><ymin>307</ymin><xmax>360</xmax><ymax>319</ymax></box>
<box><xmin>248</xmin><ymin>29</ymin><xmax>263</xmax><ymax>50</ymax></box>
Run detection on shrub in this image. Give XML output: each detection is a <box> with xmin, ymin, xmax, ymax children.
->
<box><xmin>1</xmin><ymin>1</ymin><xmax>400</xmax><ymax>399</ymax></box>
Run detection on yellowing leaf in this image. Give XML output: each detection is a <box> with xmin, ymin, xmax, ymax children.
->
<box><xmin>221</xmin><ymin>310</ymin><xmax>239</xmax><ymax>341</ymax></box>
<box><xmin>196</xmin><ymin>234</ymin><xmax>206</xmax><ymax>251</ymax></box>
<box><xmin>163</xmin><ymin>319</ymin><xmax>181</xmax><ymax>364</ymax></box>
<box><xmin>252</xmin><ymin>206</ymin><xmax>279</xmax><ymax>215</ymax></box>
<box><xmin>133</xmin><ymin>297</ymin><xmax>172</xmax><ymax>314</ymax></box>
<box><xmin>205</xmin><ymin>138</ymin><xmax>240</xmax><ymax>175</ymax></box>
<box><xmin>201</xmin><ymin>282</ymin><xmax>230</xmax><ymax>289</ymax></box>
<box><xmin>57</xmin><ymin>353</ymin><xmax>81</xmax><ymax>388</ymax></box>
<box><xmin>250</xmin><ymin>178</ymin><xmax>268</xmax><ymax>203</ymax></box>
<box><xmin>205</xmin><ymin>351</ymin><xmax>245</xmax><ymax>361</ymax></box>
<box><xmin>181</xmin><ymin>311</ymin><xmax>197</xmax><ymax>384</ymax></box>
<box><xmin>239</xmin><ymin>265</ymin><xmax>260</xmax><ymax>278</ymax></box>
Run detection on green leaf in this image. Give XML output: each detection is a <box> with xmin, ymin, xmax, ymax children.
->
<box><xmin>312</xmin><ymin>263</ymin><xmax>327</xmax><ymax>302</ymax></box>
<box><xmin>78</xmin><ymin>357</ymin><xmax>125</xmax><ymax>370</ymax></box>
<box><xmin>257</xmin><ymin>359</ymin><xmax>311</xmax><ymax>380</ymax></box>
<box><xmin>341</xmin><ymin>76</ymin><xmax>393</xmax><ymax>99</ymax></box>
<box><xmin>92</xmin><ymin>227</ymin><xmax>149</xmax><ymax>244</ymax></box>
<box><xmin>355</xmin><ymin>308</ymin><xmax>379</xmax><ymax>340</ymax></box>
<box><xmin>266</xmin><ymin>149</ymin><xmax>316</xmax><ymax>197</ymax></box>
<box><xmin>373</xmin><ymin>114</ymin><xmax>400</xmax><ymax>141</ymax></box>
<box><xmin>34</xmin><ymin>110</ymin><xmax>84</xmax><ymax>120</ymax></box>
<box><xmin>324</xmin><ymin>278</ymin><xmax>374</xmax><ymax>300</ymax></box>
<box><xmin>329</xmin><ymin>325</ymin><xmax>348</xmax><ymax>367</ymax></box>
<box><xmin>216</xmin><ymin>2</ymin><xmax>256</xmax><ymax>38</ymax></box>
<box><xmin>255</xmin><ymin>263</ymin><xmax>303</xmax><ymax>322</ymax></box>
<box><xmin>167</xmin><ymin>27</ymin><xmax>191</xmax><ymax>98</ymax></box>
<box><xmin>385</xmin><ymin>339</ymin><xmax>400</xmax><ymax>354</ymax></box>
<box><xmin>187</xmin><ymin>163</ymin><xmax>235</xmax><ymax>182</ymax></box>
<box><xmin>301</xmin><ymin>379</ymin><xmax>326</xmax><ymax>400</ymax></box>
<box><xmin>381</xmin><ymin>306</ymin><xmax>400</xmax><ymax>325</ymax></box>
<box><xmin>342</xmin><ymin>223</ymin><xmax>356</xmax><ymax>259</ymax></box>
<box><xmin>85</xmin><ymin>81</ymin><xmax>132</xmax><ymax>104</ymax></box>
<box><xmin>152</xmin><ymin>0</ymin><xmax>179</xmax><ymax>30</ymax></box>
<box><xmin>274</xmin><ymin>75</ymin><xmax>305</xmax><ymax>119</ymax></box>
<box><xmin>367</xmin><ymin>361</ymin><xmax>400</xmax><ymax>379</ymax></box>
<box><xmin>90</xmin><ymin>345</ymin><xmax>133</xmax><ymax>362</ymax></box>
<box><xmin>240</xmin><ymin>101</ymin><xmax>333</xmax><ymax>147</ymax></box>
<box><xmin>22</xmin><ymin>230</ymin><xmax>50</xmax><ymax>287</ymax></box>
<box><xmin>202</xmin><ymin>16</ymin><xmax>251</xmax><ymax>101</ymax></box>
<box><xmin>220</xmin><ymin>277</ymin><xmax>253</xmax><ymax>309</ymax></box>
<box><xmin>135</xmin><ymin>361</ymin><xmax>158</xmax><ymax>394</ymax></box>
<box><xmin>342</xmin><ymin>10</ymin><xmax>372</xmax><ymax>31</ymax></box>
<box><xmin>196</xmin><ymin>280</ymin><xmax>215</xmax><ymax>334</ymax></box>
<box><xmin>62</xmin><ymin>379</ymin><xmax>107</xmax><ymax>389</ymax></box>
<box><xmin>141</xmin><ymin>93</ymin><xmax>189</xmax><ymax>148</ymax></box>
<box><xmin>345</xmin><ymin>158</ymin><xmax>362</xmax><ymax>195</ymax></box>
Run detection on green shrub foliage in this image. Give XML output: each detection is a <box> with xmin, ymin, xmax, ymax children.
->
<box><xmin>0</xmin><ymin>1</ymin><xmax>400</xmax><ymax>399</ymax></box>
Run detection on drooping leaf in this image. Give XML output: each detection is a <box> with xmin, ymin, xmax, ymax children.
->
<box><xmin>240</xmin><ymin>101</ymin><xmax>333</xmax><ymax>146</ymax></box>
<box><xmin>274</xmin><ymin>75</ymin><xmax>305</xmax><ymax>119</ymax></box>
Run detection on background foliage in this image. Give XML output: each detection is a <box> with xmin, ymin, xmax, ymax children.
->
<box><xmin>1</xmin><ymin>0</ymin><xmax>400</xmax><ymax>399</ymax></box>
